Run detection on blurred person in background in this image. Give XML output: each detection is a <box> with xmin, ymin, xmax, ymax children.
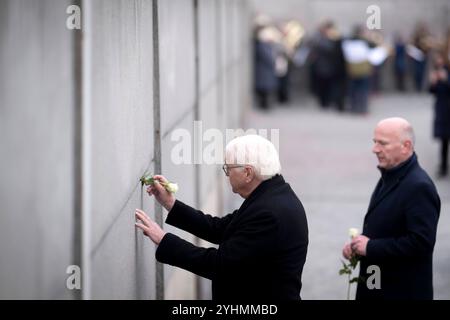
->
<box><xmin>342</xmin><ymin>25</ymin><xmax>376</xmax><ymax>115</ymax></box>
<box><xmin>429</xmin><ymin>50</ymin><xmax>450</xmax><ymax>177</ymax></box>
<box><xmin>444</xmin><ymin>27</ymin><xmax>450</xmax><ymax>68</ymax></box>
<box><xmin>368</xmin><ymin>30</ymin><xmax>387</xmax><ymax>95</ymax></box>
<box><xmin>409</xmin><ymin>22</ymin><xmax>434</xmax><ymax>92</ymax></box>
<box><xmin>253</xmin><ymin>25</ymin><xmax>278</xmax><ymax>110</ymax></box>
<box><xmin>273</xmin><ymin>28</ymin><xmax>291</xmax><ymax>104</ymax></box>
<box><xmin>275</xmin><ymin>20</ymin><xmax>304</xmax><ymax>104</ymax></box>
<box><xmin>310</xmin><ymin>20</ymin><xmax>347</xmax><ymax>111</ymax></box>
<box><xmin>328</xmin><ymin>22</ymin><xmax>348</xmax><ymax>112</ymax></box>
<box><xmin>393</xmin><ymin>32</ymin><xmax>407</xmax><ymax>92</ymax></box>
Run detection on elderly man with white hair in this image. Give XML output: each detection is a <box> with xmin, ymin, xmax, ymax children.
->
<box><xmin>135</xmin><ymin>134</ymin><xmax>309</xmax><ymax>300</ymax></box>
<box><xmin>342</xmin><ymin>117</ymin><xmax>440</xmax><ymax>300</ymax></box>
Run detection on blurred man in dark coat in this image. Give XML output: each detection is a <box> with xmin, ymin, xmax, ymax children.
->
<box><xmin>310</xmin><ymin>20</ymin><xmax>347</xmax><ymax>111</ymax></box>
<box><xmin>136</xmin><ymin>135</ymin><xmax>309</xmax><ymax>300</ymax></box>
<box><xmin>343</xmin><ymin>117</ymin><xmax>440</xmax><ymax>299</ymax></box>
<box><xmin>429</xmin><ymin>51</ymin><xmax>450</xmax><ymax>177</ymax></box>
<box><xmin>253</xmin><ymin>27</ymin><xmax>278</xmax><ymax>110</ymax></box>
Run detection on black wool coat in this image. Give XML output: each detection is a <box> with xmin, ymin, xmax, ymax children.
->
<box><xmin>156</xmin><ymin>175</ymin><xmax>309</xmax><ymax>301</ymax></box>
<box><xmin>356</xmin><ymin>154</ymin><xmax>440</xmax><ymax>300</ymax></box>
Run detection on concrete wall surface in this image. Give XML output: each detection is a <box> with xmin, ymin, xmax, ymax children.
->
<box><xmin>0</xmin><ymin>0</ymin><xmax>251</xmax><ymax>299</ymax></box>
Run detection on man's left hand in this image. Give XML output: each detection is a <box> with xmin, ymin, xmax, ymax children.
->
<box><xmin>351</xmin><ymin>235</ymin><xmax>370</xmax><ymax>256</ymax></box>
<box><xmin>135</xmin><ymin>208</ymin><xmax>166</xmax><ymax>245</ymax></box>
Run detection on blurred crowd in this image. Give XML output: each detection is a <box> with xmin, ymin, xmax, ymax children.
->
<box><xmin>253</xmin><ymin>16</ymin><xmax>305</xmax><ymax>109</ymax></box>
<box><xmin>253</xmin><ymin>17</ymin><xmax>449</xmax><ymax>110</ymax></box>
<box><xmin>253</xmin><ymin>16</ymin><xmax>450</xmax><ymax>177</ymax></box>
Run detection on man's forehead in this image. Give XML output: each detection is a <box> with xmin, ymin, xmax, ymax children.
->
<box><xmin>374</xmin><ymin>127</ymin><xmax>402</xmax><ymax>143</ymax></box>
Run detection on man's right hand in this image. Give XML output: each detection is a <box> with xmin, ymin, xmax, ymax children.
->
<box><xmin>146</xmin><ymin>175</ymin><xmax>176</xmax><ymax>211</ymax></box>
<box><xmin>342</xmin><ymin>243</ymin><xmax>353</xmax><ymax>260</ymax></box>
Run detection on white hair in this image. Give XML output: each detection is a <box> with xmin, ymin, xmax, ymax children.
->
<box><xmin>225</xmin><ymin>134</ymin><xmax>281</xmax><ymax>180</ymax></box>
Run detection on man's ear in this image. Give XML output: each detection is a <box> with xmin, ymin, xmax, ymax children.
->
<box><xmin>403</xmin><ymin>140</ymin><xmax>412</xmax><ymax>152</ymax></box>
<box><xmin>245</xmin><ymin>166</ymin><xmax>255</xmax><ymax>182</ymax></box>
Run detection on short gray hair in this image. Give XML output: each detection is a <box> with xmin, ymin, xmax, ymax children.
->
<box><xmin>225</xmin><ymin>134</ymin><xmax>281</xmax><ymax>180</ymax></box>
<box><xmin>402</xmin><ymin>123</ymin><xmax>416</xmax><ymax>147</ymax></box>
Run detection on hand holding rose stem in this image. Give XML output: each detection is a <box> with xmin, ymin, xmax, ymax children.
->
<box><xmin>140</xmin><ymin>173</ymin><xmax>177</xmax><ymax>211</ymax></box>
<box><xmin>135</xmin><ymin>174</ymin><xmax>178</xmax><ymax>245</ymax></box>
<box><xmin>340</xmin><ymin>228</ymin><xmax>360</xmax><ymax>300</ymax></box>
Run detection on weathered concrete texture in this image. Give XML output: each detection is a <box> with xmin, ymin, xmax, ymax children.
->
<box><xmin>199</xmin><ymin>0</ymin><xmax>219</xmax><ymax>96</ymax></box>
<box><xmin>198</xmin><ymin>87</ymin><xmax>220</xmax><ymax>202</ymax></box>
<box><xmin>91</xmin><ymin>182</ymin><xmax>156</xmax><ymax>299</ymax></box>
<box><xmin>157</xmin><ymin>0</ymin><xmax>197</xmax><ymax>298</ymax></box>
<box><xmin>0</xmin><ymin>0</ymin><xmax>76</xmax><ymax>299</ymax></box>
<box><xmin>88</xmin><ymin>0</ymin><xmax>154</xmax><ymax>250</ymax></box>
<box><xmin>216</xmin><ymin>0</ymin><xmax>253</xmax><ymax>216</ymax></box>
<box><xmin>0</xmin><ymin>0</ymin><xmax>251</xmax><ymax>300</ymax></box>
<box><xmin>158</xmin><ymin>0</ymin><xmax>252</xmax><ymax>299</ymax></box>
<box><xmin>161</xmin><ymin>115</ymin><xmax>197</xmax><ymax>298</ymax></box>
<box><xmin>220</xmin><ymin>0</ymin><xmax>251</xmax><ymax>129</ymax></box>
<box><xmin>197</xmin><ymin>0</ymin><xmax>226</xmax><ymax>209</ymax></box>
<box><xmin>159</xmin><ymin>0</ymin><xmax>196</xmax><ymax>134</ymax></box>
<box><xmin>86</xmin><ymin>0</ymin><xmax>156</xmax><ymax>299</ymax></box>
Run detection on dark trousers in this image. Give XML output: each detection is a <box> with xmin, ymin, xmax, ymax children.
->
<box><xmin>394</xmin><ymin>70</ymin><xmax>406</xmax><ymax>91</ymax></box>
<box><xmin>316</xmin><ymin>76</ymin><xmax>346</xmax><ymax>111</ymax></box>
<box><xmin>413</xmin><ymin>59</ymin><xmax>427</xmax><ymax>92</ymax></box>
<box><xmin>334</xmin><ymin>79</ymin><xmax>347</xmax><ymax>112</ymax></box>
<box><xmin>277</xmin><ymin>75</ymin><xmax>289</xmax><ymax>104</ymax></box>
<box><xmin>256</xmin><ymin>89</ymin><xmax>270</xmax><ymax>110</ymax></box>
<box><xmin>349</xmin><ymin>77</ymin><xmax>370</xmax><ymax>114</ymax></box>
<box><xmin>440</xmin><ymin>138</ymin><xmax>449</xmax><ymax>175</ymax></box>
<box><xmin>316</xmin><ymin>76</ymin><xmax>334</xmax><ymax>108</ymax></box>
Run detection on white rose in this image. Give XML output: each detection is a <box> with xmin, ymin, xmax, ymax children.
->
<box><xmin>165</xmin><ymin>183</ymin><xmax>179</xmax><ymax>194</ymax></box>
<box><xmin>349</xmin><ymin>228</ymin><xmax>359</xmax><ymax>238</ymax></box>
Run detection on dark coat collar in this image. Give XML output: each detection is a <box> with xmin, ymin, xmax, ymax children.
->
<box><xmin>378</xmin><ymin>152</ymin><xmax>417</xmax><ymax>184</ymax></box>
<box><xmin>367</xmin><ymin>153</ymin><xmax>417</xmax><ymax>215</ymax></box>
<box><xmin>238</xmin><ymin>174</ymin><xmax>285</xmax><ymax>213</ymax></box>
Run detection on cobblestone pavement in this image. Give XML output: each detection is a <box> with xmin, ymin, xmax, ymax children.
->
<box><xmin>243</xmin><ymin>92</ymin><xmax>450</xmax><ymax>300</ymax></box>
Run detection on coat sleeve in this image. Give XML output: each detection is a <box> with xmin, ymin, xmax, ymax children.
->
<box><xmin>155</xmin><ymin>210</ymin><xmax>279</xmax><ymax>280</ymax></box>
<box><xmin>366</xmin><ymin>182</ymin><xmax>440</xmax><ymax>261</ymax></box>
<box><xmin>164</xmin><ymin>200</ymin><xmax>235</xmax><ymax>244</ymax></box>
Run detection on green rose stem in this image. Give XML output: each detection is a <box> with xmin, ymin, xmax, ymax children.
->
<box><xmin>347</xmin><ymin>273</ymin><xmax>351</xmax><ymax>300</ymax></box>
<box><xmin>339</xmin><ymin>228</ymin><xmax>361</xmax><ymax>300</ymax></box>
<box><xmin>339</xmin><ymin>255</ymin><xmax>359</xmax><ymax>300</ymax></box>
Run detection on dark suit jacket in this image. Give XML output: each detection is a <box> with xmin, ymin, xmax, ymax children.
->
<box><xmin>155</xmin><ymin>175</ymin><xmax>309</xmax><ymax>300</ymax></box>
<box><xmin>356</xmin><ymin>153</ymin><xmax>440</xmax><ymax>300</ymax></box>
